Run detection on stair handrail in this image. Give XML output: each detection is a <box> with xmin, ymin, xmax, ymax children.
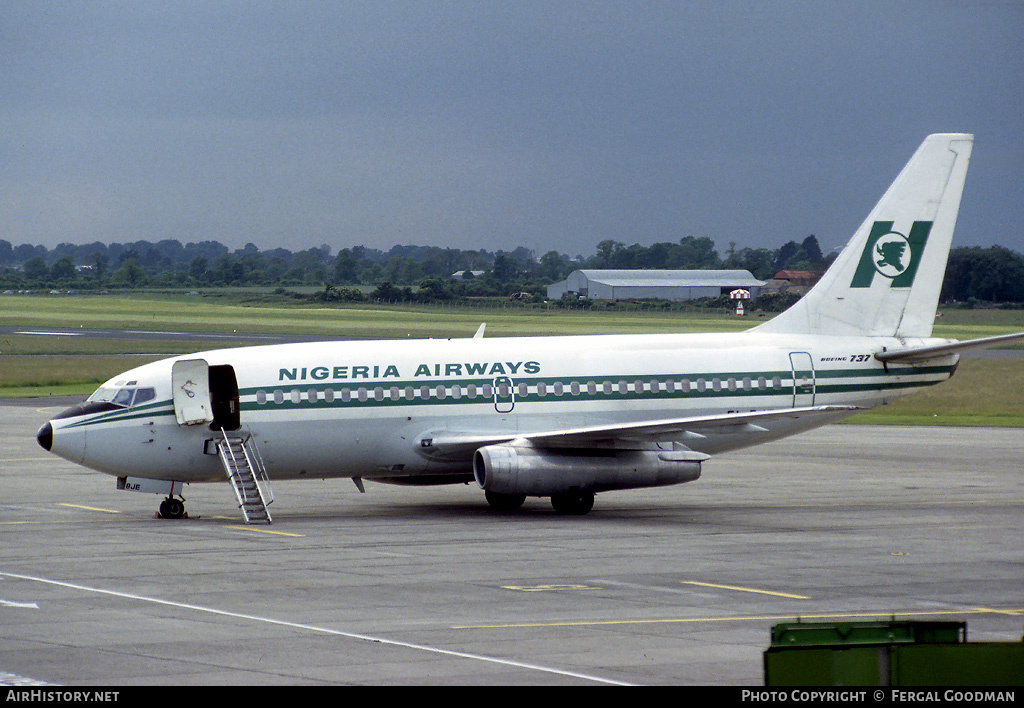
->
<box><xmin>217</xmin><ymin>428</ymin><xmax>252</xmax><ymax>506</ymax></box>
<box><xmin>217</xmin><ymin>428</ymin><xmax>274</xmax><ymax>522</ymax></box>
<box><xmin>238</xmin><ymin>433</ymin><xmax>274</xmax><ymax>507</ymax></box>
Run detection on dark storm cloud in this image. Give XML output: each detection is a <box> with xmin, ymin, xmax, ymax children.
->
<box><xmin>2</xmin><ymin>1</ymin><xmax>1021</xmax><ymax>257</ymax></box>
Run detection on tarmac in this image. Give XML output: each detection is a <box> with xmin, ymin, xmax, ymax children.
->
<box><xmin>1</xmin><ymin>397</ymin><xmax>1021</xmax><ymax>686</ymax></box>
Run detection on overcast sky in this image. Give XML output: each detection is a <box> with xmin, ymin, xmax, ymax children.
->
<box><xmin>3</xmin><ymin>1</ymin><xmax>1022</xmax><ymax>259</ymax></box>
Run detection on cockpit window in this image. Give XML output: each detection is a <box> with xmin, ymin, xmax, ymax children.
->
<box><xmin>87</xmin><ymin>387</ymin><xmax>118</xmax><ymax>404</ymax></box>
<box><xmin>88</xmin><ymin>386</ymin><xmax>157</xmax><ymax>408</ymax></box>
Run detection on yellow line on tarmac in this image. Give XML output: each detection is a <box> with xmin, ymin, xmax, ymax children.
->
<box><xmin>57</xmin><ymin>503</ymin><xmax>120</xmax><ymax>514</ymax></box>
<box><xmin>451</xmin><ymin>607</ymin><xmax>1024</xmax><ymax>630</ymax></box>
<box><xmin>973</xmin><ymin>606</ymin><xmax>1024</xmax><ymax>616</ymax></box>
<box><xmin>224</xmin><ymin>525</ymin><xmax>304</xmax><ymax>537</ymax></box>
<box><xmin>681</xmin><ymin>580</ymin><xmax>810</xmax><ymax>599</ymax></box>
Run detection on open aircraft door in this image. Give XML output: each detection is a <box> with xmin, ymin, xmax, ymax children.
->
<box><xmin>171</xmin><ymin>359</ymin><xmax>213</xmax><ymax>426</ymax></box>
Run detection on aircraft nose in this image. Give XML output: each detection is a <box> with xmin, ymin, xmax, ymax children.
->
<box><xmin>37</xmin><ymin>421</ymin><xmax>53</xmax><ymax>451</ymax></box>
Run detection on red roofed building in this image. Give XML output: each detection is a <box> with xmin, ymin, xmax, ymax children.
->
<box><xmin>772</xmin><ymin>270</ymin><xmax>822</xmax><ymax>287</ymax></box>
<box><xmin>762</xmin><ymin>270</ymin><xmax>824</xmax><ymax>295</ymax></box>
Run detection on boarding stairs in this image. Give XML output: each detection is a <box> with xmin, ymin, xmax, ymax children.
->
<box><xmin>217</xmin><ymin>430</ymin><xmax>274</xmax><ymax>524</ymax></box>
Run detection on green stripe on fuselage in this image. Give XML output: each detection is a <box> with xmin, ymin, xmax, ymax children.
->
<box><xmin>59</xmin><ymin>364</ymin><xmax>954</xmax><ymax>427</ymax></box>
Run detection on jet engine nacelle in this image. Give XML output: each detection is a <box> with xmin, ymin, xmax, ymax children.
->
<box><xmin>473</xmin><ymin>443</ymin><xmax>706</xmax><ymax>497</ymax></box>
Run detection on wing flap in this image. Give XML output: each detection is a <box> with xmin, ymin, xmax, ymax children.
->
<box><xmin>416</xmin><ymin>405</ymin><xmax>860</xmax><ymax>460</ymax></box>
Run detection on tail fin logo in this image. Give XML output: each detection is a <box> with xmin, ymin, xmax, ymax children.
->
<box><xmin>850</xmin><ymin>221</ymin><xmax>932</xmax><ymax>288</ymax></box>
<box><xmin>874</xmin><ymin>232</ymin><xmax>911</xmax><ymax>278</ymax></box>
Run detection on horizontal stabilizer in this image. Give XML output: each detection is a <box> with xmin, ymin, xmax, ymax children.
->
<box><xmin>875</xmin><ymin>331</ymin><xmax>1024</xmax><ymax>363</ymax></box>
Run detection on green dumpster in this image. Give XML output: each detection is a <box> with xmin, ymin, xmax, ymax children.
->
<box><xmin>764</xmin><ymin>619</ymin><xmax>1024</xmax><ymax>686</ymax></box>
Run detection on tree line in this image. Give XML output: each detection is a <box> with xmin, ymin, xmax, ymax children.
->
<box><xmin>1</xmin><ymin>235</ymin><xmax>1022</xmax><ymax>304</ymax></box>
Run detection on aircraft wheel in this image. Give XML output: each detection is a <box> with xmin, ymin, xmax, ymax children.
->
<box><xmin>159</xmin><ymin>496</ymin><xmax>186</xmax><ymax>519</ymax></box>
<box><xmin>484</xmin><ymin>491</ymin><xmax>527</xmax><ymax>511</ymax></box>
<box><xmin>550</xmin><ymin>491</ymin><xmax>594</xmax><ymax>515</ymax></box>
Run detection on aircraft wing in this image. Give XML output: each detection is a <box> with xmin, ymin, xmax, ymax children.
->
<box><xmin>417</xmin><ymin>405</ymin><xmax>860</xmax><ymax>460</ymax></box>
<box><xmin>875</xmin><ymin>331</ymin><xmax>1024</xmax><ymax>363</ymax></box>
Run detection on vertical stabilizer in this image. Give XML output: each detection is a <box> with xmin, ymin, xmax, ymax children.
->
<box><xmin>754</xmin><ymin>134</ymin><xmax>973</xmax><ymax>338</ymax></box>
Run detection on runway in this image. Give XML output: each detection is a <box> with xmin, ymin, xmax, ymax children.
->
<box><xmin>1</xmin><ymin>399</ymin><xmax>1021</xmax><ymax>686</ymax></box>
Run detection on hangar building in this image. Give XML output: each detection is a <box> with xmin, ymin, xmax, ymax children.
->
<box><xmin>546</xmin><ymin>269</ymin><xmax>765</xmax><ymax>301</ymax></box>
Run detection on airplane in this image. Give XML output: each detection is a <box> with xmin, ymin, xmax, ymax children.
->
<box><xmin>35</xmin><ymin>133</ymin><xmax>1024</xmax><ymax>521</ymax></box>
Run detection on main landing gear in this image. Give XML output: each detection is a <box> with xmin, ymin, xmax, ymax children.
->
<box><xmin>483</xmin><ymin>490</ymin><xmax>596</xmax><ymax>515</ymax></box>
<box><xmin>158</xmin><ymin>495</ymin><xmax>187</xmax><ymax>520</ymax></box>
<box><xmin>549</xmin><ymin>491</ymin><xmax>595</xmax><ymax>515</ymax></box>
<box><xmin>484</xmin><ymin>491</ymin><xmax>527</xmax><ymax>511</ymax></box>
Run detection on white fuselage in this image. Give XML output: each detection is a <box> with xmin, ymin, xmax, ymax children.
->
<box><xmin>45</xmin><ymin>331</ymin><xmax>957</xmax><ymax>485</ymax></box>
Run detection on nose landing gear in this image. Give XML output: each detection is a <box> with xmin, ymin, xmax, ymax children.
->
<box><xmin>158</xmin><ymin>495</ymin><xmax>187</xmax><ymax>520</ymax></box>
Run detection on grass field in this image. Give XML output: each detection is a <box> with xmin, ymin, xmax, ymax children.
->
<box><xmin>1</xmin><ymin>292</ymin><xmax>753</xmax><ymax>337</ymax></box>
<box><xmin>2</xmin><ymin>292</ymin><xmax>1022</xmax><ymax>426</ymax></box>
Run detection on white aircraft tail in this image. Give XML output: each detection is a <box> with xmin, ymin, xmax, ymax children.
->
<box><xmin>754</xmin><ymin>133</ymin><xmax>973</xmax><ymax>338</ymax></box>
